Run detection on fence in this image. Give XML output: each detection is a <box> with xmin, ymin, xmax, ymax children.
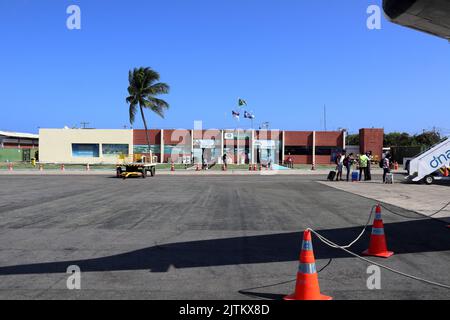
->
<box><xmin>0</xmin><ymin>148</ymin><xmax>38</xmax><ymax>162</ymax></box>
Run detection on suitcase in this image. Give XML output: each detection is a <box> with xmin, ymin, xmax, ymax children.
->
<box><xmin>385</xmin><ymin>173</ymin><xmax>394</xmax><ymax>184</ymax></box>
<box><xmin>327</xmin><ymin>171</ymin><xmax>337</xmax><ymax>181</ymax></box>
<box><xmin>351</xmin><ymin>171</ymin><xmax>359</xmax><ymax>182</ymax></box>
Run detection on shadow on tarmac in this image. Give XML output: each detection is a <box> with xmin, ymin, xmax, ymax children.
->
<box><xmin>0</xmin><ymin>218</ymin><xmax>448</xmax><ymax>276</ymax></box>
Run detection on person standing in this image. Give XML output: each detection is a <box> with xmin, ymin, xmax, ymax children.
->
<box><xmin>222</xmin><ymin>153</ymin><xmax>228</xmax><ymax>170</ymax></box>
<box><xmin>359</xmin><ymin>153</ymin><xmax>369</xmax><ymax>181</ymax></box>
<box><xmin>383</xmin><ymin>153</ymin><xmax>391</xmax><ymax>183</ymax></box>
<box><xmin>366</xmin><ymin>151</ymin><xmax>373</xmax><ymax>181</ymax></box>
<box><xmin>287</xmin><ymin>153</ymin><xmax>293</xmax><ymax>168</ymax></box>
<box><xmin>335</xmin><ymin>152</ymin><xmax>344</xmax><ymax>181</ymax></box>
<box><xmin>343</xmin><ymin>152</ymin><xmax>354</xmax><ymax>182</ymax></box>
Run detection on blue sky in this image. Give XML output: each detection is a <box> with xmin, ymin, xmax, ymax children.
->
<box><xmin>1</xmin><ymin>0</ymin><xmax>449</xmax><ymax>135</ymax></box>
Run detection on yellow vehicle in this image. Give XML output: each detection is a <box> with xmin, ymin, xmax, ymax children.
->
<box><xmin>116</xmin><ymin>155</ymin><xmax>157</xmax><ymax>179</ymax></box>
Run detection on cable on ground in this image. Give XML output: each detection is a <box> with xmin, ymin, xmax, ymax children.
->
<box><xmin>238</xmin><ymin>203</ymin><xmax>450</xmax><ymax>298</ymax></box>
<box><xmin>307</xmin><ymin>228</ymin><xmax>450</xmax><ymax>290</ymax></box>
<box><xmin>379</xmin><ymin>201</ymin><xmax>450</xmax><ymax>221</ymax></box>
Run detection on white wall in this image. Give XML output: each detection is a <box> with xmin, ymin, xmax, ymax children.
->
<box><xmin>39</xmin><ymin>129</ymin><xmax>133</xmax><ymax>164</ymax></box>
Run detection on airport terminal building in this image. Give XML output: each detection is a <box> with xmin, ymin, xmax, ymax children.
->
<box><xmin>38</xmin><ymin>128</ymin><xmax>384</xmax><ymax>166</ymax></box>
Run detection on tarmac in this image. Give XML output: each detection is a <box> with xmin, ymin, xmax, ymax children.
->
<box><xmin>0</xmin><ymin>167</ymin><xmax>386</xmax><ymax>176</ymax></box>
<box><xmin>320</xmin><ymin>179</ymin><xmax>450</xmax><ymax>223</ymax></box>
<box><xmin>0</xmin><ymin>175</ymin><xmax>449</xmax><ymax>299</ymax></box>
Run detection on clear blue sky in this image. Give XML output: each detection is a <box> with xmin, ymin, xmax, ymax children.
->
<box><xmin>1</xmin><ymin>0</ymin><xmax>449</xmax><ymax>135</ymax></box>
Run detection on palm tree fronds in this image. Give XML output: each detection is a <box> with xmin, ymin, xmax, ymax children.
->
<box><xmin>125</xmin><ymin>67</ymin><xmax>169</xmax><ymax>153</ymax></box>
<box><xmin>142</xmin><ymin>97</ymin><xmax>169</xmax><ymax>118</ymax></box>
<box><xmin>128</xmin><ymin>102</ymin><xmax>137</xmax><ymax>124</ymax></box>
<box><xmin>143</xmin><ymin>82</ymin><xmax>170</xmax><ymax>96</ymax></box>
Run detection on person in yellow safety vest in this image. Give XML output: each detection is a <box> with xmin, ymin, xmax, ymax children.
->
<box><xmin>358</xmin><ymin>153</ymin><xmax>369</xmax><ymax>181</ymax></box>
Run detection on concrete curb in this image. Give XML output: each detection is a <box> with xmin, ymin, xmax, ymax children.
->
<box><xmin>0</xmin><ymin>169</ymin><xmax>333</xmax><ymax>176</ymax></box>
<box><xmin>0</xmin><ymin>168</ymin><xmax>389</xmax><ymax>176</ymax></box>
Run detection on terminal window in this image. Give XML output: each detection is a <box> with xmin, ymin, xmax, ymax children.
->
<box><xmin>285</xmin><ymin>146</ymin><xmax>312</xmax><ymax>155</ymax></box>
<box><xmin>102</xmin><ymin>144</ymin><xmax>129</xmax><ymax>155</ymax></box>
<box><xmin>72</xmin><ymin>144</ymin><xmax>100</xmax><ymax>157</ymax></box>
<box><xmin>133</xmin><ymin>145</ymin><xmax>161</xmax><ymax>154</ymax></box>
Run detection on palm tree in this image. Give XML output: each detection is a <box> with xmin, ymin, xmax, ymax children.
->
<box><xmin>126</xmin><ymin>67</ymin><xmax>170</xmax><ymax>162</ymax></box>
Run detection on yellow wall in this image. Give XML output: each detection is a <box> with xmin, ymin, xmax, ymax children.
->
<box><xmin>39</xmin><ymin>129</ymin><xmax>133</xmax><ymax>164</ymax></box>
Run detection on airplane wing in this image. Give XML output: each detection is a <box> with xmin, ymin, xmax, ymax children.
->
<box><xmin>383</xmin><ymin>0</ymin><xmax>450</xmax><ymax>40</ymax></box>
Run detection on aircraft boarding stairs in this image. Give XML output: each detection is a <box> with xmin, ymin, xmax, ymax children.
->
<box><xmin>407</xmin><ymin>137</ymin><xmax>450</xmax><ymax>183</ymax></box>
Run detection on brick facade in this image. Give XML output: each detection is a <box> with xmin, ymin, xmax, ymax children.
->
<box><xmin>130</xmin><ymin>128</ymin><xmax>383</xmax><ymax>165</ymax></box>
<box><xmin>359</xmin><ymin>128</ymin><xmax>384</xmax><ymax>161</ymax></box>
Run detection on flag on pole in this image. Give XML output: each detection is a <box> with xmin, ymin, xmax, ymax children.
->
<box><xmin>238</xmin><ymin>99</ymin><xmax>247</xmax><ymax>107</ymax></box>
<box><xmin>232</xmin><ymin>110</ymin><xmax>240</xmax><ymax>120</ymax></box>
<box><xmin>244</xmin><ymin>111</ymin><xmax>255</xmax><ymax>119</ymax></box>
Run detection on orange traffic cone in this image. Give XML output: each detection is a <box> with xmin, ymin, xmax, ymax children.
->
<box><xmin>253</xmin><ymin>164</ymin><xmax>257</xmax><ymax>171</ymax></box>
<box><xmin>362</xmin><ymin>205</ymin><xmax>394</xmax><ymax>258</ymax></box>
<box><xmin>284</xmin><ymin>230</ymin><xmax>332</xmax><ymax>301</ymax></box>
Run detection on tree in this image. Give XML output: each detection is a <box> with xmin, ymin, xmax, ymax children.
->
<box><xmin>384</xmin><ymin>132</ymin><xmax>412</xmax><ymax>147</ymax></box>
<box><xmin>382</xmin><ymin>130</ymin><xmax>442</xmax><ymax>148</ymax></box>
<box><xmin>346</xmin><ymin>134</ymin><xmax>359</xmax><ymax>146</ymax></box>
<box><xmin>412</xmin><ymin>131</ymin><xmax>441</xmax><ymax>147</ymax></box>
<box><xmin>126</xmin><ymin>67</ymin><xmax>170</xmax><ymax>160</ymax></box>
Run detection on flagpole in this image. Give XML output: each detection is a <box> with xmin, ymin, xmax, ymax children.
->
<box><xmin>236</xmin><ymin>99</ymin><xmax>240</xmax><ymax>165</ymax></box>
<box><xmin>236</xmin><ymin>119</ymin><xmax>239</xmax><ymax>165</ymax></box>
<box><xmin>234</xmin><ymin>109</ymin><xmax>239</xmax><ymax>165</ymax></box>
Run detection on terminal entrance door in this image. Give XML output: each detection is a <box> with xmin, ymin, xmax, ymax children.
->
<box><xmin>255</xmin><ymin>140</ymin><xmax>277</xmax><ymax>165</ymax></box>
<box><xmin>193</xmin><ymin>139</ymin><xmax>217</xmax><ymax>165</ymax></box>
<box><xmin>256</xmin><ymin>146</ymin><xmax>276</xmax><ymax>165</ymax></box>
<box><xmin>202</xmin><ymin>148</ymin><xmax>213</xmax><ymax>164</ymax></box>
<box><xmin>22</xmin><ymin>149</ymin><xmax>31</xmax><ymax>162</ymax></box>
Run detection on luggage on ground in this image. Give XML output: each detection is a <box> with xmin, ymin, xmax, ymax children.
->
<box><xmin>327</xmin><ymin>171</ymin><xmax>337</xmax><ymax>181</ymax></box>
<box><xmin>385</xmin><ymin>173</ymin><xmax>394</xmax><ymax>184</ymax></box>
<box><xmin>351</xmin><ymin>171</ymin><xmax>359</xmax><ymax>182</ymax></box>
